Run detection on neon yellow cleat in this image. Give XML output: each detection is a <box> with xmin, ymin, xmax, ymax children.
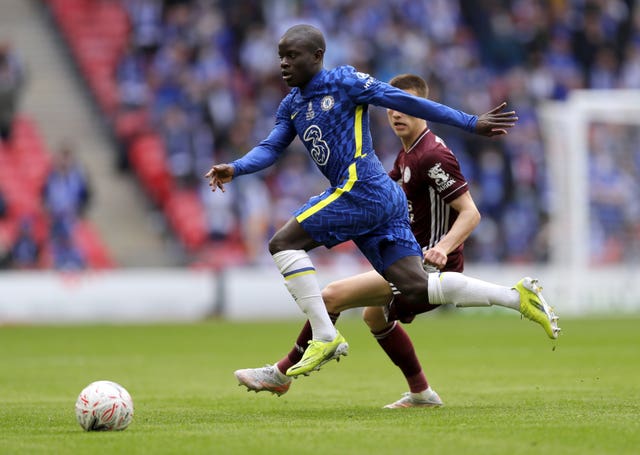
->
<box><xmin>514</xmin><ymin>277</ymin><xmax>561</xmax><ymax>339</ymax></box>
<box><xmin>285</xmin><ymin>331</ymin><xmax>348</xmax><ymax>377</ymax></box>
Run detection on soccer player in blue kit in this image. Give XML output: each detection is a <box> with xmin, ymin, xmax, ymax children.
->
<box><xmin>233</xmin><ymin>74</ymin><xmax>560</xmax><ymax>408</ymax></box>
<box><xmin>206</xmin><ymin>24</ymin><xmax>519</xmax><ymax>377</ymax></box>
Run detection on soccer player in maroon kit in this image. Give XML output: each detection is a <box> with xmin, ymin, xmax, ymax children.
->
<box><xmin>234</xmin><ymin>74</ymin><xmax>560</xmax><ymax>408</ymax></box>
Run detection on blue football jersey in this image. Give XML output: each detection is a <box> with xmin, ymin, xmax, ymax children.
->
<box><xmin>231</xmin><ymin>66</ymin><xmax>477</xmax><ymax>187</ymax></box>
<box><xmin>228</xmin><ymin>66</ymin><xmax>478</xmax><ymax>272</ymax></box>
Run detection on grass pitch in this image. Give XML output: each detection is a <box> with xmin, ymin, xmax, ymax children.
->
<box><xmin>1</xmin><ymin>312</ymin><xmax>639</xmax><ymax>454</ymax></box>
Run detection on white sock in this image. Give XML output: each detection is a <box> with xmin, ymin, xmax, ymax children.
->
<box><xmin>428</xmin><ymin>272</ymin><xmax>520</xmax><ymax>310</ymax></box>
<box><xmin>412</xmin><ymin>386</ymin><xmax>435</xmax><ymax>400</ymax></box>
<box><xmin>272</xmin><ymin>250</ymin><xmax>337</xmax><ymax>341</ymax></box>
<box><xmin>270</xmin><ymin>365</ymin><xmax>289</xmax><ymax>381</ymax></box>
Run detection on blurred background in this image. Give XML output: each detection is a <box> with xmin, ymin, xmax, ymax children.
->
<box><xmin>0</xmin><ymin>0</ymin><xmax>638</xmax><ymax>323</ymax></box>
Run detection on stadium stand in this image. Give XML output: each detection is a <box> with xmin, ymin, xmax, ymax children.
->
<box><xmin>40</xmin><ymin>0</ymin><xmax>640</xmax><ymax>269</ymax></box>
<box><xmin>0</xmin><ymin>116</ymin><xmax>115</xmax><ymax>269</ymax></box>
<box><xmin>46</xmin><ymin>0</ymin><xmax>127</xmax><ymax>116</ymax></box>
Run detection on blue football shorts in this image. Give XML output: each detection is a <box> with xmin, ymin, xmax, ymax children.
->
<box><xmin>294</xmin><ymin>176</ymin><xmax>421</xmax><ymax>274</ymax></box>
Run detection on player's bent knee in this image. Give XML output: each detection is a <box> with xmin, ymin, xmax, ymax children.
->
<box><xmin>267</xmin><ymin>236</ymin><xmax>284</xmax><ymax>255</ymax></box>
<box><xmin>384</xmin><ymin>263</ymin><xmax>429</xmax><ymax>304</ymax></box>
<box><xmin>362</xmin><ymin>307</ymin><xmax>389</xmax><ymax>332</ymax></box>
<box><xmin>322</xmin><ymin>283</ymin><xmax>340</xmax><ymax>313</ymax></box>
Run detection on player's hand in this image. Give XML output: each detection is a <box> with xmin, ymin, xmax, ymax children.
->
<box><xmin>423</xmin><ymin>246</ymin><xmax>447</xmax><ymax>270</ymax></box>
<box><xmin>205</xmin><ymin>164</ymin><xmax>235</xmax><ymax>192</ymax></box>
<box><xmin>474</xmin><ymin>102</ymin><xmax>518</xmax><ymax>137</ymax></box>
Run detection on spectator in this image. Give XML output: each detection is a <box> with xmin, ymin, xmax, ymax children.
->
<box><xmin>159</xmin><ymin>104</ymin><xmax>214</xmax><ymax>187</ymax></box>
<box><xmin>0</xmin><ymin>41</ymin><xmax>26</xmax><ymax>147</ymax></box>
<box><xmin>48</xmin><ymin>215</ymin><xmax>86</xmax><ymax>271</ymax></box>
<box><xmin>620</xmin><ymin>42</ymin><xmax>640</xmax><ymax>89</ymax></box>
<box><xmin>0</xmin><ymin>187</ymin><xmax>7</xmax><ymax>219</ymax></box>
<box><xmin>199</xmin><ymin>177</ymin><xmax>238</xmax><ymax>241</ymax></box>
<box><xmin>0</xmin><ymin>227</ymin><xmax>11</xmax><ymax>269</ymax></box>
<box><xmin>42</xmin><ymin>142</ymin><xmax>92</xmax><ymax>219</ymax></box>
<box><xmin>237</xmin><ymin>175</ymin><xmax>273</xmax><ymax>265</ymax></box>
<box><xmin>123</xmin><ymin>0</ymin><xmax>163</xmax><ymax>58</ymax></box>
<box><xmin>116</xmin><ymin>42</ymin><xmax>151</xmax><ymax>111</ymax></box>
<box><xmin>10</xmin><ymin>217</ymin><xmax>40</xmax><ymax>269</ymax></box>
<box><xmin>589</xmin><ymin>124</ymin><xmax>637</xmax><ymax>264</ymax></box>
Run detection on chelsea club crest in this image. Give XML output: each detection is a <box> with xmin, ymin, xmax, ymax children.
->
<box><xmin>321</xmin><ymin>96</ymin><xmax>335</xmax><ymax>111</ymax></box>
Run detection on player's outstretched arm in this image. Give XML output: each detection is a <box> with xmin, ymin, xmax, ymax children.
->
<box><xmin>205</xmin><ymin>164</ymin><xmax>235</xmax><ymax>192</ymax></box>
<box><xmin>474</xmin><ymin>102</ymin><xmax>518</xmax><ymax>137</ymax></box>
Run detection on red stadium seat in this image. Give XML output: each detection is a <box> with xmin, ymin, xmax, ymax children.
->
<box><xmin>114</xmin><ymin>109</ymin><xmax>150</xmax><ymax>142</ymax></box>
<box><xmin>163</xmin><ymin>190</ymin><xmax>208</xmax><ymax>252</ymax></box>
<box><xmin>74</xmin><ymin>220</ymin><xmax>116</xmax><ymax>269</ymax></box>
<box><xmin>128</xmin><ymin>134</ymin><xmax>174</xmax><ymax>205</ymax></box>
<box><xmin>189</xmin><ymin>240</ymin><xmax>248</xmax><ymax>270</ymax></box>
<box><xmin>45</xmin><ymin>0</ymin><xmax>129</xmax><ymax>115</ymax></box>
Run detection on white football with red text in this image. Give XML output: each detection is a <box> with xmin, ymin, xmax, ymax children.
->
<box><xmin>75</xmin><ymin>380</ymin><xmax>134</xmax><ymax>431</ymax></box>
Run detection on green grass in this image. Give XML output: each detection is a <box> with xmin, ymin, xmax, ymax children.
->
<box><xmin>1</xmin><ymin>312</ymin><xmax>639</xmax><ymax>454</ymax></box>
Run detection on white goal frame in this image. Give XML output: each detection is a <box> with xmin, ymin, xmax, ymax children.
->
<box><xmin>537</xmin><ymin>90</ymin><xmax>640</xmax><ymax>314</ymax></box>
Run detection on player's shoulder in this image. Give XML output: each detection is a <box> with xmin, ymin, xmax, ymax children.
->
<box><xmin>328</xmin><ymin>65</ymin><xmax>377</xmax><ymax>87</ymax></box>
<box><xmin>421</xmin><ymin>130</ymin><xmax>454</xmax><ymax>156</ymax></box>
<box><xmin>283</xmin><ymin>88</ymin><xmax>299</xmax><ymax>100</ymax></box>
<box><xmin>280</xmin><ymin>89</ymin><xmax>300</xmax><ymax>107</ymax></box>
<box><xmin>275</xmin><ymin>90</ymin><xmax>299</xmax><ymax>119</ymax></box>
<box><xmin>329</xmin><ymin>65</ymin><xmax>357</xmax><ymax>77</ymax></box>
<box><xmin>410</xmin><ymin>130</ymin><xmax>456</xmax><ymax>167</ymax></box>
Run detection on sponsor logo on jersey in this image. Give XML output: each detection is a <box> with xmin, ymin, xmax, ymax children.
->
<box><xmin>402</xmin><ymin>165</ymin><xmax>411</xmax><ymax>183</ymax></box>
<box><xmin>290</xmin><ymin>111</ymin><xmax>299</xmax><ymax>120</ymax></box>
<box><xmin>356</xmin><ymin>71</ymin><xmax>376</xmax><ymax>89</ymax></box>
<box><xmin>428</xmin><ymin>162</ymin><xmax>456</xmax><ymax>191</ymax></box>
<box><xmin>321</xmin><ymin>96</ymin><xmax>334</xmax><ymax>111</ymax></box>
<box><xmin>306</xmin><ymin>101</ymin><xmax>315</xmax><ymax>120</ymax></box>
<box><xmin>303</xmin><ymin>125</ymin><xmax>330</xmax><ymax>166</ymax></box>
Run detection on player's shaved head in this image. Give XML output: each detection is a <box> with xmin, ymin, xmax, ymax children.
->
<box><xmin>278</xmin><ymin>24</ymin><xmax>325</xmax><ymax>87</ymax></box>
<box><xmin>282</xmin><ymin>24</ymin><xmax>326</xmax><ymax>54</ymax></box>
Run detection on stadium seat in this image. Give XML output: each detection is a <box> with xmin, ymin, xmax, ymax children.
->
<box><xmin>163</xmin><ymin>190</ymin><xmax>208</xmax><ymax>252</ymax></box>
<box><xmin>189</xmin><ymin>240</ymin><xmax>248</xmax><ymax>271</ymax></box>
<box><xmin>114</xmin><ymin>108</ymin><xmax>150</xmax><ymax>143</ymax></box>
<box><xmin>46</xmin><ymin>0</ymin><xmax>129</xmax><ymax>115</ymax></box>
<box><xmin>128</xmin><ymin>134</ymin><xmax>174</xmax><ymax>206</ymax></box>
<box><xmin>74</xmin><ymin>220</ymin><xmax>116</xmax><ymax>269</ymax></box>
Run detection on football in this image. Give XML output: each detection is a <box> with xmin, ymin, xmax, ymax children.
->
<box><xmin>74</xmin><ymin>380</ymin><xmax>134</xmax><ymax>431</ymax></box>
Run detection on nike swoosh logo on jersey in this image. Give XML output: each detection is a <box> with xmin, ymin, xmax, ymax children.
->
<box><xmin>290</xmin><ymin>111</ymin><xmax>299</xmax><ymax>120</ymax></box>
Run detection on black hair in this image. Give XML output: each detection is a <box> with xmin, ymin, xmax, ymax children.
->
<box><xmin>282</xmin><ymin>24</ymin><xmax>326</xmax><ymax>54</ymax></box>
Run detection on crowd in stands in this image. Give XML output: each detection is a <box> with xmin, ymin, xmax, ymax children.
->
<box><xmin>0</xmin><ymin>114</ymin><xmax>105</xmax><ymax>271</ymax></box>
<box><xmin>0</xmin><ymin>41</ymin><xmax>26</xmax><ymax>144</ymax></box>
<box><xmin>43</xmin><ymin>0</ymin><xmax>640</xmax><ymax>268</ymax></box>
<box><xmin>0</xmin><ymin>38</ymin><xmax>109</xmax><ymax>271</ymax></box>
<box><xmin>588</xmin><ymin>122</ymin><xmax>640</xmax><ymax>264</ymax></box>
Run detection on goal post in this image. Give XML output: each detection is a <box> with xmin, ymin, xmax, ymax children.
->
<box><xmin>537</xmin><ymin>89</ymin><xmax>640</xmax><ymax>314</ymax></box>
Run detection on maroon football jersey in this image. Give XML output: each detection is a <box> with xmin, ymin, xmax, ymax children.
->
<box><xmin>388</xmin><ymin>129</ymin><xmax>469</xmax><ymax>272</ymax></box>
